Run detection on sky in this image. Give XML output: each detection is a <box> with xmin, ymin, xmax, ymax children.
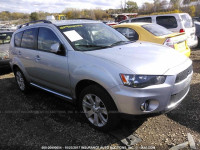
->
<box><xmin>0</xmin><ymin>0</ymin><xmax>154</xmax><ymax>13</ymax></box>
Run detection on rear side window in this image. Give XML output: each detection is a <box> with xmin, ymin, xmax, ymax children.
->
<box><xmin>156</xmin><ymin>16</ymin><xmax>177</xmax><ymax>29</ymax></box>
<box><xmin>115</xmin><ymin>27</ymin><xmax>139</xmax><ymax>41</ymax></box>
<box><xmin>142</xmin><ymin>24</ymin><xmax>172</xmax><ymax>36</ymax></box>
<box><xmin>131</xmin><ymin>17</ymin><xmax>152</xmax><ymax>23</ymax></box>
<box><xmin>38</xmin><ymin>28</ymin><xmax>61</xmax><ymax>51</ymax></box>
<box><xmin>14</xmin><ymin>32</ymin><xmax>23</xmax><ymax>47</ymax></box>
<box><xmin>21</xmin><ymin>28</ymin><xmax>38</xmax><ymax>49</ymax></box>
<box><xmin>181</xmin><ymin>14</ymin><xmax>194</xmax><ymax>28</ymax></box>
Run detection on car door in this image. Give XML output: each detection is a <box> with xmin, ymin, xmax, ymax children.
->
<box><xmin>16</xmin><ymin>28</ymin><xmax>39</xmax><ymax>79</ymax></box>
<box><xmin>33</xmin><ymin>27</ymin><xmax>71</xmax><ymax>96</ymax></box>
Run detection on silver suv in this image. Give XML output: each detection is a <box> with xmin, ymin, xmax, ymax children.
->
<box><xmin>9</xmin><ymin>20</ymin><xmax>193</xmax><ymax>131</ymax></box>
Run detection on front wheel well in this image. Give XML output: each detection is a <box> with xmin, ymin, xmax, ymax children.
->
<box><xmin>75</xmin><ymin>80</ymin><xmax>101</xmax><ymax>100</ymax></box>
<box><xmin>13</xmin><ymin>65</ymin><xmax>20</xmax><ymax>74</ymax></box>
<box><xmin>75</xmin><ymin>80</ymin><xmax>115</xmax><ymax>105</ymax></box>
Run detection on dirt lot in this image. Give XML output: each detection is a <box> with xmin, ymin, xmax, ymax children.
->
<box><xmin>0</xmin><ymin>50</ymin><xmax>200</xmax><ymax>150</ymax></box>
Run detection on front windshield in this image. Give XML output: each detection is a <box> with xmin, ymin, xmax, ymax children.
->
<box><xmin>59</xmin><ymin>23</ymin><xmax>129</xmax><ymax>51</ymax></box>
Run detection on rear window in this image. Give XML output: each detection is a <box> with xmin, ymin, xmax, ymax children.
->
<box><xmin>21</xmin><ymin>28</ymin><xmax>38</xmax><ymax>49</ymax></box>
<box><xmin>14</xmin><ymin>32</ymin><xmax>23</xmax><ymax>47</ymax></box>
<box><xmin>142</xmin><ymin>24</ymin><xmax>173</xmax><ymax>36</ymax></box>
<box><xmin>131</xmin><ymin>17</ymin><xmax>152</xmax><ymax>23</ymax></box>
<box><xmin>181</xmin><ymin>14</ymin><xmax>194</xmax><ymax>28</ymax></box>
<box><xmin>156</xmin><ymin>16</ymin><xmax>178</xmax><ymax>29</ymax></box>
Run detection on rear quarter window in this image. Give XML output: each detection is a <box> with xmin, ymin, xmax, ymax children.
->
<box><xmin>14</xmin><ymin>32</ymin><xmax>23</xmax><ymax>47</ymax></box>
<box><xmin>131</xmin><ymin>17</ymin><xmax>152</xmax><ymax>23</ymax></box>
<box><xmin>181</xmin><ymin>14</ymin><xmax>194</xmax><ymax>28</ymax></box>
<box><xmin>156</xmin><ymin>16</ymin><xmax>178</xmax><ymax>29</ymax></box>
<box><xmin>115</xmin><ymin>27</ymin><xmax>139</xmax><ymax>41</ymax></box>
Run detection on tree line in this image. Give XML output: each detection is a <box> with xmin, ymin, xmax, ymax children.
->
<box><xmin>0</xmin><ymin>0</ymin><xmax>199</xmax><ymax>24</ymax></box>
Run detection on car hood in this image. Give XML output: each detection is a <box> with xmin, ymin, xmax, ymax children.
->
<box><xmin>85</xmin><ymin>42</ymin><xmax>189</xmax><ymax>75</ymax></box>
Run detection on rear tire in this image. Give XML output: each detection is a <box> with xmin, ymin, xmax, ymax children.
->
<box><xmin>79</xmin><ymin>84</ymin><xmax>120</xmax><ymax>131</ymax></box>
<box><xmin>14</xmin><ymin>68</ymin><xmax>30</xmax><ymax>93</ymax></box>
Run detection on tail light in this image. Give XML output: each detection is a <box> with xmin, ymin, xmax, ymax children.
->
<box><xmin>164</xmin><ymin>38</ymin><xmax>175</xmax><ymax>49</ymax></box>
<box><xmin>179</xmin><ymin>29</ymin><xmax>185</xmax><ymax>33</ymax></box>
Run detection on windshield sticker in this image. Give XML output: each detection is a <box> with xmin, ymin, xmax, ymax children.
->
<box><xmin>60</xmin><ymin>25</ymin><xmax>83</xmax><ymax>30</ymax></box>
<box><xmin>63</xmin><ymin>30</ymin><xmax>83</xmax><ymax>42</ymax></box>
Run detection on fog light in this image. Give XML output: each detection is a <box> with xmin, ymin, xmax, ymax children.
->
<box><xmin>140</xmin><ymin>99</ymin><xmax>159</xmax><ymax>112</ymax></box>
<box><xmin>140</xmin><ymin>100</ymin><xmax>149</xmax><ymax>111</ymax></box>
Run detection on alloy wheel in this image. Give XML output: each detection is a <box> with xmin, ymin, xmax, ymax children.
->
<box><xmin>82</xmin><ymin>94</ymin><xmax>108</xmax><ymax>127</ymax></box>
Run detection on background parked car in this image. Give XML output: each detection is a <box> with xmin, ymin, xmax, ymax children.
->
<box><xmin>113</xmin><ymin>23</ymin><xmax>190</xmax><ymax>57</ymax></box>
<box><xmin>193</xmin><ymin>17</ymin><xmax>200</xmax><ymax>22</ymax></box>
<box><xmin>119</xmin><ymin>13</ymin><xmax>198</xmax><ymax>48</ymax></box>
<box><xmin>0</xmin><ymin>31</ymin><xmax>13</xmax><ymax>68</ymax></box>
<box><xmin>195</xmin><ymin>21</ymin><xmax>200</xmax><ymax>48</ymax></box>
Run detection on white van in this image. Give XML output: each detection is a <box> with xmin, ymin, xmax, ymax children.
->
<box><xmin>122</xmin><ymin>13</ymin><xmax>198</xmax><ymax>48</ymax></box>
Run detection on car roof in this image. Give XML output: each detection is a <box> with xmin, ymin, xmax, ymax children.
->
<box><xmin>114</xmin><ymin>22</ymin><xmax>150</xmax><ymax>27</ymax></box>
<box><xmin>16</xmin><ymin>19</ymin><xmax>102</xmax><ymax>32</ymax></box>
<box><xmin>50</xmin><ymin>19</ymin><xmax>101</xmax><ymax>26</ymax></box>
<box><xmin>133</xmin><ymin>13</ymin><xmax>188</xmax><ymax>19</ymax></box>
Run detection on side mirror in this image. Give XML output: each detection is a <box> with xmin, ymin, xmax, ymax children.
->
<box><xmin>50</xmin><ymin>43</ymin><xmax>60</xmax><ymax>53</ymax></box>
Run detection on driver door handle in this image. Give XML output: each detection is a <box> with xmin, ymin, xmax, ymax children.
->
<box><xmin>35</xmin><ymin>55</ymin><xmax>41</xmax><ymax>61</ymax></box>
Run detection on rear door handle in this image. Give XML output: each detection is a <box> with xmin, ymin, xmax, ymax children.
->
<box><xmin>35</xmin><ymin>55</ymin><xmax>41</xmax><ymax>61</ymax></box>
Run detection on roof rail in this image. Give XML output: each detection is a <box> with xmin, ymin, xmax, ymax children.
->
<box><xmin>73</xmin><ymin>18</ymin><xmax>94</xmax><ymax>20</ymax></box>
<box><xmin>18</xmin><ymin>20</ymin><xmax>52</xmax><ymax>29</ymax></box>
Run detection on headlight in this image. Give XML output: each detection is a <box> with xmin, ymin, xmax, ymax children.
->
<box><xmin>120</xmin><ymin>74</ymin><xmax>166</xmax><ymax>88</ymax></box>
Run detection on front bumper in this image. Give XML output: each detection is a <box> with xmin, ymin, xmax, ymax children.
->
<box><xmin>108</xmin><ymin>62</ymin><xmax>193</xmax><ymax>116</ymax></box>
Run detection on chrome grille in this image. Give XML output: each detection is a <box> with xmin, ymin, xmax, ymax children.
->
<box><xmin>175</xmin><ymin>65</ymin><xmax>193</xmax><ymax>83</ymax></box>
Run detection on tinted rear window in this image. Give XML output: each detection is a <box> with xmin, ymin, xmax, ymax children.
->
<box><xmin>21</xmin><ymin>28</ymin><xmax>38</xmax><ymax>49</ymax></box>
<box><xmin>156</xmin><ymin>16</ymin><xmax>177</xmax><ymax>29</ymax></box>
<box><xmin>14</xmin><ymin>32</ymin><xmax>23</xmax><ymax>47</ymax></box>
<box><xmin>142</xmin><ymin>24</ymin><xmax>172</xmax><ymax>36</ymax></box>
<box><xmin>181</xmin><ymin>14</ymin><xmax>194</xmax><ymax>28</ymax></box>
<box><xmin>131</xmin><ymin>17</ymin><xmax>152</xmax><ymax>23</ymax></box>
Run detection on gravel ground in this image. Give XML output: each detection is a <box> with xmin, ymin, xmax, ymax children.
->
<box><xmin>0</xmin><ymin>50</ymin><xmax>200</xmax><ymax>150</ymax></box>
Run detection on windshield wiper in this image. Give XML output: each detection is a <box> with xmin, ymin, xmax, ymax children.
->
<box><xmin>76</xmin><ymin>44</ymin><xmax>110</xmax><ymax>48</ymax></box>
<box><xmin>109</xmin><ymin>41</ymin><xmax>131</xmax><ymax>47</ymax></box>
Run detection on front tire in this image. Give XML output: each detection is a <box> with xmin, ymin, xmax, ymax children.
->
<box><xmin>14</xmin><ymin>69</ymin><xmax>29</xmax><ymax>93</ymax></box>
<box><xmin>79</xmin><ymin>85</ymin><xmax>119</xmax><ymax>131</ymax></box>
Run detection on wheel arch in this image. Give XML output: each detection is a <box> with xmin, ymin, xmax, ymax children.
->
<box><xmin>75</xmin><ymin>79</ymin><xmax>118</xmax><ymax>110</ymax></box>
